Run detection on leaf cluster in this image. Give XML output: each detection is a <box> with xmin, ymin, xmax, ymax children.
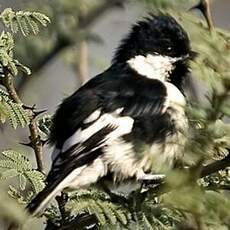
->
<box><xmin>0</xmin><ymin>8</ymin><xmax>50</xmax><ymax>36</ymax></box>
<box><xmin>0</xmin><ymin>150</ymin><xmax>45</xmax><ymax>201</ymax></box>
<box><xmin>0</xmin><ymin>88</ymin><xmax>30</xmax><ymax>129</ymax></box>
<box><xmin>65</xmin><ymin>189</ymin><xmax>130</xmax><ymax>228</ymax></box>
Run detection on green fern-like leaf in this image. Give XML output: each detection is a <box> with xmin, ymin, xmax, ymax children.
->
<box><xmin>16</xmin><ymin>13</ymin><xmax>30</xmax><ymax>36</ymax></box>
<box><xmin>142</xmin><ymin>214</ymin><xmax>155</xmax><ymax>230</ymax></box>
<box><xmin>1</xmin><ymin>150</ymin><xmax>32</xmax><ymax>171</ymax></box>
<box><xmin>0</xmin><ymin>150</ymin><xmax>45</xmax><ymax>201</ymax></box>
<box><xmin>0</xmin><ymin>89</ymin><xmax>30</xmax><ymax>129</ymax></box>
<box><xmin>0</xmin><ymin>8</ymin><xmax>50</xmax><ymax>36</ymax></box>
<box><xmin>14</xmin><ymin>59</ymin><xmax>31</xmax><ymax>75</ymax></box>
<box><xmin>24</xmin><ymin>170</ymin><xmax>45</xmax><ymax>193</ymax></box>
<box><xmin>0</xmin><ymin>31</ymin><xmax>31</xmax><ymax>76</ymax></box>
<box><xmin>8</xmin><ymin>185</ymin><xmax>27</xmax><ymax>204</ymax></box>
<box><xmin>0</xmin><ymin>31</ymin><xmax>18</xmax><ymax>75</ymax></box>
<box><xmin>66</xmin><ymin>189</ymin><xmax>130</xmax><ymax>227</ymax></box>
<box><xmin>37</xmin><ymin>114</ymin><xmax>52</xmax><ymax>137</ymax></box>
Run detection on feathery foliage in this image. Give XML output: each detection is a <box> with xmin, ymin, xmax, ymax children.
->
<box><xmin>0</xmin><ymin>89</ymin><xmax>30</xmax><ymax>129</ymax></box>
<box><xmin>37</xmin><ymin>114</ymin><xmax>52</xmax><ymax>138</ymax></box>
<box><xmin>0</xmin><ymin>8</ymin><xmax>50</xmax><ymax>36</ymax></box>
<box><xmin>65</xmin><ymin>189</ymin><xmax>131</xmax><ymax>227</ymax></box>
<box><xmin>0</xmin><ymin>31</ymin><xmax>31</xmax><ymax>77</ymax></box>
<box><xmin>0</xmin><ymin>150</ymin><xmax>45</xmax><ymax>203</ymax></box>
<box><xmin>0</xmin><ymin>6</ymin><xmax>50</xmax><ymax>227</ymax></box>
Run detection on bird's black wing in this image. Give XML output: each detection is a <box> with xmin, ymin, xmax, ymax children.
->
<box><xmin>27</xmin><ymin>67</ymin><xmax>169</xmax><ymax>215</ymax></box>
<box><xmin>47</xmin><ymin>67</ymin><xmax>169</xmax><ymax>180</ymax></box>
<box><xmin>102</xmin><ymin>72</ymin><xmax>172</xmax><ymax>145</ymax></box>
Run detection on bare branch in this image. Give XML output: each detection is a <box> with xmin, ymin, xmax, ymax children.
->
<box><xmin>2</xmin><ymin>72</ymin><xmax>22</xmax><ymax>104</ymax></box>
<box><xmin>28</xmin><ymin>119</ymin><xmax>44</xmax><ymax>173</ymax></box>
<box><xmin>2</xmin><ymin>67</ymin><xmax>45</xmax><ymax>173</ymax></box>
<box><xmin>76</xmin><ymin>40</ymin><xmax>89</xmax><ymax>84</ymax></box>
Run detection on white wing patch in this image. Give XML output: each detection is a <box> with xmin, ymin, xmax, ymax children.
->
<box><xmin>83</xmin><ymin>109</ymin><xmax>101</xmax><ymax>124</ymax></box>
<box><xmin>61</xmin><ymin>109</ymin><xmax>134</xmax><ymax>153</ymax></box>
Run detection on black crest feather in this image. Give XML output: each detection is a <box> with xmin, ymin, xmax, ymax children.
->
<box><xmin>112</xmin><ymin>14</ymin><xmax>191</xmax><ymax>65</ymax></box>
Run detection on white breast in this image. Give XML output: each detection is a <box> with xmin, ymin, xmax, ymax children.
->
<box><xmin>165</xmin><ymin>82</ymin><xmax>186</xmax><ymax>107</ymax></box>
<box><xmin>127</xmin><ymin>54</ymin><xmax>181</xmax><ymax>81</ymax></box>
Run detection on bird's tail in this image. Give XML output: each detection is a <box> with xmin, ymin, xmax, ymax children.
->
<box><xmin>27</xmin><ymin>125</ymin><xmax>115</xmax><ymax>216</ymax></box>
<box><xmin>27</xmin><ymin>162</ymin><xmax>89</xmax><ymax>216</ymax></box>
<box><xmin>27</xmin><ymin>159</ymin><xmax>101</xmax><ymax>216</ymax></box>
<box><xmin>27</xmin><ymin>177</ymin><xmax>64</xmax><ymax>216</ymax></box>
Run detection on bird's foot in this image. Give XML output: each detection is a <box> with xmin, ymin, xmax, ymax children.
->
<box><xmin>136</xmin><ymin>170</ymin><xmax>165</xmax><ymax>186</ymax></box>
<box><xmin>137</xmin><ymin>169</ymin><xmax>165</xmax><ymax>182</ymax></box>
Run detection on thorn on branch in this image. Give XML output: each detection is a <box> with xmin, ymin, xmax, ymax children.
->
<box><xmin>22</xmin><ymin>104</ymin><xmax>36</xmax><ymax>110</ymax></box>
<box><xmin>23</xmin><ymin>104</ymin><xmax>47</xmax><ymax>118</ymax></box>
<box><xmin>20</xmin><ymin>141</ymin><xmax>33</xmax><ymax>147</ymax></box>
<box><xmin>20</xmin><ymin>139</ymin><xmax>47</xmax><ymax>148</ymax></box>
<box><xmin>33</xmin><ymin>109</ymin><xmax>47</xmax><ymax>118</ymax></box>
<box><xmin>41</xmin><ymin>139</ymin><xmax>48</xmax><ymax>146</ymax></box>
<box><xmin>189</xmin><ymin>0</ymin><xmax>214</xmax><ymax>31</ymax></box>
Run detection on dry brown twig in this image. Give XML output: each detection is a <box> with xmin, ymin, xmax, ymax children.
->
<box><xmin>2</xmin><ymin>67</ymin><xmax>45</xmax><ymax>173</ymax></box>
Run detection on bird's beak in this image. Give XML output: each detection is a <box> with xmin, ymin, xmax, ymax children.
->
<box><xmin>178</xmin><ymin>51</ymin><xmax>198</xmax><ymax>63</ymax></box>
<box><xmin>189</xmin><ymin>50</ymin><xmax>198</xmax><ymax>60</ymax></box>
<box><xmin>169</xmin><ymin>51</ymin><xmax>198</xmax><ymax>64</ymax></box>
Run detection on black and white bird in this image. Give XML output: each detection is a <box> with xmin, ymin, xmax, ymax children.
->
<box><xmin>27</xmin><ymin>14</ymin><xmax>194</xmax><ymax>215</ymax></box>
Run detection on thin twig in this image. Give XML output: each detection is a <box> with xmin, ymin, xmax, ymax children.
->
<box><xmin>28</xmin><ymin>119</ymin><xmax>44</xmax><ymax>173</ymax></box>
<box><xmin>201</xmin><ymin>0</ymin><xmax>214</xmax><ymax>30</ymax></box>
<box><xmin>190</xmin><ymin>0</ymin><xmax>214</xmax><ymax>31</ymax></box>
<box><xmin>2</xmin><ymin>67</ymin><xmax>45</xmax><ymax>173</ymax></box>
<box><xmin>55</xmin><ymin>192</ymin><xmax>69</xmax><ymax>227</ymax></box>
<box><xmin>2</xmin><ymin>74</ymin><xmax>22</xmax><ymax>104</ymax></box>
<box><xmin>200</xmin><ymin>152</ymin><xmax>230</xmax><ymax>177</ymax></box>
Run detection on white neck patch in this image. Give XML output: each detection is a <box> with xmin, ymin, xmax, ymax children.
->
<box><xmin>127</xmin><ymin>54</ymin><xmax>181</xmax><ymax>82</ymax></box>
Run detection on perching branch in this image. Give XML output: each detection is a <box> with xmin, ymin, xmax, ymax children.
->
<box><xmin>145</xmin><ymin>151</ymin><xmax>230</xmax><ymax>198</ymax></box>
<box><xmin>2</xmin><ymin>67</ymin><xmax>45</xmax><ymax>173</ymax></box>
<box><xmin>200</xmin><ymin>151</ymin><xmax>230</xmax><ymax>178</ymax></box>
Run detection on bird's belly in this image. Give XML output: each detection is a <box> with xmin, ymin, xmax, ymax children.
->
<box><xmin>137</xmin><ymin>107</ymin><xmax>187</xmax><ymax>172</ymax></box>
<box><xmin>103</xmin><ymin>106</ymin><xmax>187</xmax><ymax>180</ymax></box>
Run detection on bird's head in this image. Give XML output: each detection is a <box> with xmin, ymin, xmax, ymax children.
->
<box><xmin>112</xmin><ymin>14</ymin><xmax>195</xmax><ymax>88</ymax></box>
